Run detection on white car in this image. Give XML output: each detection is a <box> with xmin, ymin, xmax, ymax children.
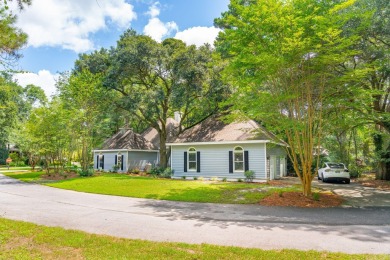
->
<box><xmin>318</xmin><ymin>162</ymin><xmax>350</xmax><ymax>184</ymax></box>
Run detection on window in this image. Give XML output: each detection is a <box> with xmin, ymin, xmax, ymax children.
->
<box><xmin>234</xmin><ymin>146</ymin><xmax>244</xmax><ymax>171</ymax></box>
<box><xmin>99</xmin><ymin>154</ymin><xmax>104</xmax><ymax>169</ymax></box>
<box><xmin>188</xmin><ymin>147</ymin><xmax>197</xmax><ymax>171</ymax></box>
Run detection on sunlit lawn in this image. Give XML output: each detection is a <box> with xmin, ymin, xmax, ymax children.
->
<box><xmin>3</xmin><ymin>171</ymin><xmax>300</xmax><ymax>204</ymax></box>
<box><xmin>1</xmin><ymin>218</ymin><xmax>386</xmax><ymax>260</ymax></box>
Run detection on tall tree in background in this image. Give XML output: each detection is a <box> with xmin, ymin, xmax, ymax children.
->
<box><xmin>104</xmin><ymin>30</ymin><xmax>228</xmax><ymax>167</ymax></box>
<box><xmin>0</xmin><ymin>0</ymin><xmax>30</xmax><ymax>67</ymax></box>
<box><xmin>215</xmin><ymin>0</ymin><xmax>366</xmax><ymax>196</ymax></box>
<box><xmin>351</xmin><ymin>0</ymin><xmax>390</xmax><ymax>180</ymax></box>
<box><xmin>57</xmin><ymin>70</ymin><xmax>115</xmax><ymax>172</ymax></box>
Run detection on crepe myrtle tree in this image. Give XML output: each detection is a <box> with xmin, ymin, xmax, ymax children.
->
<box><xmin>104</xmin><ymin>30</ymin><xmax>227</xmax><ymax>167</ymax></box>
<box><xmin>215</xmin><ymin>0</ymin><xmax>367</xmax><ymax>196</ymax></box>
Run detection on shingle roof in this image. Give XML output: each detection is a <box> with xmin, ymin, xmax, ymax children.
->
<box><xmin>141</xmin><ymin>118</ymin><xmax>179</xmax><ymax>147</ymax></box>
<box><xmin>101</xmin><ymin>128</ymin><xmax>157</xmax><ymax>150</ymax></box>
<box><xmin>171</xmin><ymin>115</ymin><xmax>284</xmax><ymax>144</ymax></box>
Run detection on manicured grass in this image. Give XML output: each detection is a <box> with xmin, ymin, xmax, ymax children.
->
<box><xmin>46</xmin><ymin>174</ymin><xmax>301</xmax><ymax>204</ymax></box>
<box><xmin>2</xmin><ymin>171</ymin><xmax>300</xmax><ymax>204</ymax></box>
<box><xmin>0</xmin><ymin>218</ymin><xmax>386</xmax><ymax>259</ymax></box>
<box><xmin>2</xmin><ymin>171</ymin><xmax>45</xmax><ymax>182</ymax></box>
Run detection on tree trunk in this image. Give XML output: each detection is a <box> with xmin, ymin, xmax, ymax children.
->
<box><xmin>159</xmin><ymin>131</ymin><xmax>168</xmax><ymax>168</ymax></box>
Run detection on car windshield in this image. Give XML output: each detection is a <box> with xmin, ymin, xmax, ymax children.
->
<box><xmin>327</xmin><ymin>163</ymin><xmax>345</xmax><ymax>169</ymax></box>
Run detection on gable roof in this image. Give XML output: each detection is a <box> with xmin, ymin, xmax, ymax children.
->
<box><xmin>169</xmin><ymin>115</ymin><xmax>285</xmax><ymax>145</ymax></box>
<box><xmin>141</xmin><ymin>118</ymin><xmax>179</xmax><ymax>148</ymax></box>
<box><xmin>101</xmin><ymin>128</ymin><xmax>157</xmax><ymax>150</ymax></box>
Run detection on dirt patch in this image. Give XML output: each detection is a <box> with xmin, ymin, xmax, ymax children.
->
<box><xmin>260</xmin><ymin>191</ymin><xmax>343</xmax><ymax>208</ymax></box>
<box><xmin>358</xmin><ymin>180</ymin><xmax>390</xmax><ymax>190</ymax></box>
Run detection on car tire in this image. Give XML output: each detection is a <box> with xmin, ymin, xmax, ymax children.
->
<box><xmin>318</xmin><ymin>174</ymin><xmax>321</xmax><ymax>180</ymax></box>
<box><xmin>345</xmin><ymin>179</ymin><xmax>350</xmax><ymax>184</ymax></box>
<box><xmin>322</xmin><ymin>175</ymin><xmax>327</xmax><ymax>183</ymax></box>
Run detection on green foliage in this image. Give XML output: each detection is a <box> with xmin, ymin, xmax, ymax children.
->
<box><xmin>76</xmin><ymin>168</ymin><xmax>94</xmax><ymax>177</ymax></box>
<box><xmin>111</xmin><ymin>165</ymin><xmax>120</xmax><ymax>173</ymax></box>
<box><xmin>215</xmin><ymin>0</ymin><xmax>369</xmax><ymax>196</ymax></box>
<box><xmin>161</xmin><ymin>167</ymin><xmax>174</xmax><ymax>178</ymax></box>
<box><xmin>103</xmin><ymin>30</ymin><xmax>229</xmax><ymax>167</ymax></box>
<box><xmin>0</xmin><ymin>5</ymin><xmax>28</xmax><ymax>67</ymax></box>
<box><xmin>312</xmin><ymin>193</ymin><xmax>320</xmax><ymax>201</ymax></box>
<box><xmin>237</xmin><ymin>178</ymin><xmax>243</xmax><ymax>182</ymax></box>
<box><xmin>222</xmin><ymin>177</ymin><xmax>227</xmax><ymax>182</ymax></box>
<box><xmin>148</xmin><ymin>166</ymin><xmax>164</xmax><ymax>177</ymax></box>
<box><xmin>244</xmin><ymin>170</ymin><xmax>255</xmax><ymax>182</ymax></box>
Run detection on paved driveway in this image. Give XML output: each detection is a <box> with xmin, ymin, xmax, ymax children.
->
<box><xmin>313</xmin><ymin>180</ymin><xmax>390</xmax><ymax>207</ymax></box>
<box><xmin>1</xmin><ymin>174</ymin><xmax>390</xmax><ymax>254</ymax></box>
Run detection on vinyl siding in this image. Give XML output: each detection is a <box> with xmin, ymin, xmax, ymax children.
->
<box><xmin>94</xmin><ymin>150</ymin><xmax>158</xmax><ymax>172</ymax></box>
<box><xmin>171</xmin><ymin>143</ymin><xmax>266</xmax><ymax>180</ymax></box>
<box><xmin>127</xmin><ymin>151</ymin><xmax>158</xmax><ymax>171</ymax></box>
<box><xmin>94</xmin><ymin>151</ymin><xmax>126</xmax><ymax>172</ymax></box>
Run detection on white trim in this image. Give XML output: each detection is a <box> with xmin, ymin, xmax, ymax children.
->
<box><xmin>167</xmin><ymin>140</ymin><xmax>270</xmax><ymax>146</ymax></box>
<box><xmin>93</xmin><ymin>149</ymin><xmax>159</xmax><ymax>153</ymax></box>
<box><xmin>233</xmin><ymin>146</ymin><xmax>244</xmax><ymax>172</ymax></box>
<box><xmin>187</xmin><ymin>147</ymin><xmax>197</xmax><ymax>171</ymax></box>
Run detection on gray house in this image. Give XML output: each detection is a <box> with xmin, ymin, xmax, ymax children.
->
<box><xmin>93</xmin><ymin>128</ymin><xmax>158</xmax><ymax>172</ymax></box>
<box><xmin>167</xmin><ymin>116</ymin><xmax>287</xmax><ymax>181</ymax></box>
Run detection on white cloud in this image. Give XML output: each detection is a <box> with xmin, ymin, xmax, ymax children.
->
<box><xmin>13</xmin><ymin>70</ymin><xmax>60</xmax><ymax>99</ymax></box>
<box><xmin>143</xmin><ymin>2</ymin><xmax>178</xmax><ymax>42</ymax></box>
<box><xmin>12</xmin><ymin>0</ymin><xmax>136</xmax><ymax>53</ymax></box>
<box><xmin>174</xmin><ymin>26</ymin><xmax>221</xmax><ymax>47</ymax></box>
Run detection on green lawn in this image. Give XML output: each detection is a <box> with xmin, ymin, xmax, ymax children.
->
<box><xmin>0</xmin><ymin>218</ymin><xmax>386</xmax><ymax>259</ymax></box>
<box><xmin>3</xmin><ymin>171</ymin><xmax>299</xmax><ymax>204</ymax></box>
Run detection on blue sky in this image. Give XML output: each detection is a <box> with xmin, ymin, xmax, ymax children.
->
<box><xmin>11</xmin><ymin>0</ymin><xmax>229</xmax><ymax>98</ymax></box>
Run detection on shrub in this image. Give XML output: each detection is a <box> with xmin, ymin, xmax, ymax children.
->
<box><xmin>237</xmin><ymin>178</ymin><xmax>243</xmax><ymax>182</ymax></box>
<box><xmin>77</xmin><ymin>168</ymin><xmax>94</xmax><ymax>177</ymax></box>
<box><xmin>132</xmin><ymin>168</ymin><xmax>140</xmax><ymax>174</ymax></box>
<box><xmin>222</xmin><ymin>177</ymin><xmax>227</xmax><ymax>182</ymax></box>
<box><xmin>182</xmin><ymin>176</ymin><xmax>186</xmax><ymax>180</ymax></box>
<box><xmin>313</xmin><ymin>192</ymin><xmax>320</xmax><ymax>201</ymax></box>
<box><xmin>278</xmin><ymin>191</ymin><xmax>284</xmax><ymax>197</ymax></box>
<box><xmin>348</xmin><ymin>164</ymin><xmax>363</xmax><ymax>179</ymax></box>
<box><xmin>112</xmin><ymin>165</ymin><xmax>120</xmax><ymax>173</ymax></box>
<box><xmin>148</xmin><ymin>167</ymin><xmax>165</xmax><ymax>177</ymax></box>
<box><xmin>244</xmin><ymin>170</ymin><xmax>255</xmax><ymax>182</ymax></box>
<box><xmin>193</xmin><ymin>176</ymin><xmax>198</xmax><ymax>180</ymax></box>
<box><xmin>161</xmin><ymin>167</ymin><xmax>174</xmax><ymax>178</ymax></box>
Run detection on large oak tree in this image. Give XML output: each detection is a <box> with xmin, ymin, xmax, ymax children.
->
<box><xmin>104</xmin><ymin>30</ymin><xmax>228</xmax><ymax>167</ymax></box>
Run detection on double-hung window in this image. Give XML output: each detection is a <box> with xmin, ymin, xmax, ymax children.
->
<box><xmin>188</xmin><ymin>147</ymin><xmax>197</xmax><ymax>171</ymax></box>
<box><xmin>234</xmin><ymin>146</ymin><xmax>244</xmax><ymax>172</ymax></box>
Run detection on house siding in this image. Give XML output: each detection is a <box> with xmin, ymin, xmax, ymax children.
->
<box><xmin>127</xmin><ymin>151</ymin><xmax>158</xmax><ymax>171</ymax></box>
<box><xmin>94</xmin><ymin>150</ymin><xmax>158</xmax><ymax>173</ymax></box>
<box><xmin>171</xmin><ymin>143</ymin><xmax>267</xmax><ymax>180</ymax></box>
<box><xmin>94</xmin><ymin>151</ymin><xmax>126</xmax><ymax>172</ymax></box>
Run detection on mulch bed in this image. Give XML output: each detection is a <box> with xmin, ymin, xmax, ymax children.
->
<box><xmin>359</xmin><ymin>180</ymin><xmax>390</xmax><ymax>190</ymax></box>
<box><xmin>260</xmin><ymin>191</ymin><xmax>343</xmax><ymax>208</ymax></box>
<box><xmin>41</xmin><ymin>172</ymin><xmax>79</xmax><ymax>180</ymax></box>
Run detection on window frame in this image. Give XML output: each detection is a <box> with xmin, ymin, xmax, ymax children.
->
<box><xmin>187</xmin><ymin>147</ymin><xmax>197</xmax><ymax>171</ymax></box>
<box><xmin>233</xmin><ymin>146</ymin><xmax>244</xmax><ymax>172</ymax></box>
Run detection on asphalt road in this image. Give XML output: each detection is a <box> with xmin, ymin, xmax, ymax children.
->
<box><xmin>1</xmin><ymin>174</ymin><xmax>390</xmax><ymax>254</ymax></box>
